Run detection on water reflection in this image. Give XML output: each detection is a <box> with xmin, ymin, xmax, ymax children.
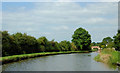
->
<box><xmin>2</xmin><ymin>52</ymin><xmax>118</xmax><ymax>71</ymax></box>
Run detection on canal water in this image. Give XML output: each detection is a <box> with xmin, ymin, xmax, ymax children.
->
<box><xmin>2</xmin><ymin>52</ymin><xmax>118</xmax><ymax>71</ymax></box>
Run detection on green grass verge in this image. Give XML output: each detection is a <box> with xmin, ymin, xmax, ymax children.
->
<box><xmin>92</xmin><ymin>49</ymin><xmax>98</xmax><ymax>52</ymax></box>
<box><xmin>94</xmin><ymin>49</ymin><xmax>120</xmax><ymax>68</ymax></box>
<box><xmin>0</xmin><ymin>51</ymin><xmax>89</xmax><ymax>64</ymax></box>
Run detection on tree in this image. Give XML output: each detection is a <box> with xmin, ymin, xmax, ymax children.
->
<box><xmin>12</xmin><ymin>33</ymin><xmax>38</xmax><ymax>54</ymax></box>
<box><xmin>70</xmin><ymin>42</ymin><xmax>78</xmax><ymax>51</ymax></box>
<box><xmin>103</xmin><ymin>37</ymin><xmax>113</xmax><ymax>44</ymax></box>
<box><xmin>91</xmin><ymin>42</ymin><xmax>97</xmax><ymax>46</ymax></box>
<box><xmin>37</xmin><ymin>37</ymin><xmax>48</xmax><ymax>52</ymax></box>
<box><xmin>0</xmin><ymin>31</ymin><xmax>2</xmax><ymax>57</ymax></box>
<box><xmin>47</xmin><ymin>40</ymin><xmax>60</xmax><ymax>52</ymax></box>
<box><xmin>101</xmin><ymin>37</ymin><xmax>113</xmax><ymax>48</ymax></box>
<box><xmin>114</xmin><ymin>30</ymin><xmax>120</xmax><ymax>51</ymax></box>
<box><xmin>72</xmin><ymin>27</ymin><xmax>91</xmax><ymax>50</ymax></box>
<box><xmin>2</xmin><ymin>31</ymin><xmax>19</xmax><ymax>56</ymax></box>
<box><xmin>59</xmin><ymin>40</ymin><xmax>71</xmax><ymax>51</ymax></box>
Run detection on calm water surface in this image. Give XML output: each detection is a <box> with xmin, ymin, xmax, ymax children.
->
<box><xmin>2</xmin><ymin>52</ymin><xmax>118</xmax><ymax>71</ymax></box>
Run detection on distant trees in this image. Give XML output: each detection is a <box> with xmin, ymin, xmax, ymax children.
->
<box><xmin>91</xmin><ymin>42</ymin><xmax>96</xmax><ymax>46</ymax></box>
<box><xmin>2</xmin><ymin>27</ymin><xmax>120</xmax><ymax>57</ymax></box>
<box><xmin>37</xmin><ymin>37</ymin><xmax>48</xmax><ymax>52</ymax></box>
<box><xmin>91</xmin><ymin>42</ymin><xmax>100</xmax><ymax>46</ymax></box>
<box><xmin>59</xmin><ymin>40</ymin><xmax>71</xmax><ymax>51</ymax></box>
<box><xmin>1</xmin><ymin>32</ymin><xmax>76</xmax><ymax>57</ymax></box>
<box><xmin>46</xmin><ymin>40</ymin><xmax>60</xmax><ymax>52</ymax></box>
<box><xmin>2</xmin><ymin>31</ymin><xmax>19</xmax><ymax>56</ymax></box>
<box><xmin>97</xmin><ymin>30</ymin><xmax>120</xmax><ymax>51</ymax></box>
<box><xmin>0</xmin><ymin>31</ymin><xmax>2</xmax><ymax>57</ymax></box>
<box><xmin>1</xmin><ymin>27</ymin><xmax>92</xmax><ymax>57</ymax></box>
<box><xmin>114</xmin><ymin>30</ymin><xmax>120</xmax><ymax>51</ymax></box>
<box><xmin>12</xmin><ymin>33</ymin><xmax>38</xmax><ymax>54</ymax></box>
<box><xmin>72</xmin><ymin>28</ymin><xmax>91</xmax><ymax>50</ymax></box>
<box><xmin>99</xmin><ymin>37</ymin><xmax>114</xmax><ymax>49</ymax></box>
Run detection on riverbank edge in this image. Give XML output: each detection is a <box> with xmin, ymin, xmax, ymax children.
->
<box><xmin>94</xmin><ymin>49</ymin><xmax>120</xmax><ymax>67</ymax></box>
<box><xmin>0</xmin><ymin>51</ymin><xmax>90</xmax><ymax>65</ymax></box>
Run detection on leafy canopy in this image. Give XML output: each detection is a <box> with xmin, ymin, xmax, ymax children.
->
<box><xmin>72</xmin><ymin>27</ymin><xmax>91</xmax><ymax>50</ymax></box>
<box><xmin>114</xmin><ymin>30</ymin><xmax>120</xmax><ymax>51</ymax></box>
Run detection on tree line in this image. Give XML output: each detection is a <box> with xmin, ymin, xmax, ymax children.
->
<box><xmin>91</xmin><ymin>30</ymin><xmax>120</xmax><ymax>51</ymax></box>
<box><xmin>1</xmin><ymin>27</ymin><xmax>91</xmax><ymax>57</ymax></box>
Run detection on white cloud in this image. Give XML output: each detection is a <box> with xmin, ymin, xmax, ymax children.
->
<box><xmin>51</xmin><ymin>25</ymin><xmax>69</xmax><ymax>31</ymax></box>
<box><xmin>0</xmin><ymin>3</ymin><xmax>2</xmax><ymax>31</ymax></box>
<box><xmin>2</xmin><ymin>0</ymin><xmax>119</xmax><ymax>2</ymax></box>
<box><xmin>2</xmin><ymin>2</ymin><xmax>118</xmax><ymax>42</ymax></box>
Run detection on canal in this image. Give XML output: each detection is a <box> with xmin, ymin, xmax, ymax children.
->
<box><xmin>2</xmin><ymin>52</ymin><xmax>118</xmax><ymax>71</ymax></box>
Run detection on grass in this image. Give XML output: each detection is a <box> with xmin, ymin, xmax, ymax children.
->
<box><xmin>0</xmin><ymin>51</ymin><xmax>89</xmax><ymax>64</ymax></box>
<box><xmin>94</xmin><ymin>49</ymin><xmax>120</xmax><ymax>68</ymax></box>
<box><xmin>92</xmin><ymin>49</ymin><xmax>98</xmax><ymax>52</ymax></box>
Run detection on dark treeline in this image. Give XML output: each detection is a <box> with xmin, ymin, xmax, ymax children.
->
<box><xmin>1</xmin><ymin>27</ymin><xmax>91</xmax><ymax>57</ymax></box>
<box><xmin>91</xmin><ymin>30</ymin><xmax>120</xmax><ymax>51</ymax></box>
<box><xmin>2</xmin><ymin>31</ymin><xmax>77</xmax><ymax>57</ymax></box>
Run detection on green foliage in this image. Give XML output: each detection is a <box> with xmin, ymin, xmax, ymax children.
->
<box><xmin>72</xmin><ymin>27</ymin><xmax>91</xmax><ymax>50</ymax></box>
<box><xmin>94</xmin><ymin>54</ymin><xmax>101</xmax><ymax>62</ymax></box>
<box><xmin>59</xmin><ymin>40</ymin><xmax>71</xmax><ymax>51</ymax></box>
<box><xmin>91</xmin><ymin>42</ymin><xmax>96</xmax><ymax>46</ymax></box>
<box><xmin>12</xmin><ymin>33</ymin><xmax>38</xmax><ymax>54</ymax></box>
<box><xmin>92</xmin><ymin>48</ymin><xmax>98</xmax><ymax>52</ymax></box>
<box><xmin>70</xmin><ymin>42</ymin><xmax>78</xmax><ymax>51</ymax></box>
<box><xmin>107</xmin><ymin>42</ymin><xmax>114</xmax><ymax>48</ymax></box>
<box><xmin>114</xmin><ymin>30</ymin><xmax>120</xmax><ymax>51</ymax></box>
<box><xmin>2</xmin><ymin>31</ymin><xmax>19</xmax><ymax>56</ymax></box>
<box><xmin>1</xmin><ymin>28</ymin><xmax>89</xmax><ymax>57</ymax></box>
<box><xmin>99</xmin><ymin>37</ymin><xmax>114</xmax><ymax>49</ymax></box>
<box><xmin>94</xmin><ymin>49</ymin><xmax>120</xmax><ymax>69</ymax></box>
<box><xmin>103</xmin><ymin>37</ymin><xmax>113</xmax><ymax>44</ymax></box>
<box><xmin>0</xmin><ymin>31</ymin><xmax>2</xmax><ymax>57</ymax></box>
<box><xmin>1</xmin><ymin>51</ymin><xmax>89</xmax><ymax>64</ymax></box>
<box><xmin>37</xmin><ymin>37</ymin><xmax>48</xmax><ymax>52</ymax></box>
<box><xmin>46</xmin><ymin>40</ymin><xmax>61</xmax><ymax>52</ymax></box>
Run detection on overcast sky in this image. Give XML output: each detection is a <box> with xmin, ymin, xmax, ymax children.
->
<box><xmin>2</xmin><ymin>2</ymin><xmax>118</xmax><ymax>42</ymax></box>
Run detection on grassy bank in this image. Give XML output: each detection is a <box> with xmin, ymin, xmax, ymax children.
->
<box><xmin>94</xmin><ymin>49</ymin><xmax>120</xmax><ymax>67</ymax></box>
<box><xmin>0</xmin><ymin>51</ymin><xmax>89</xmax><ymax>65</ymax></box>
<box><xmin>91</xmin><ymin>49</ymin><xmax>98</xmax><ymax>52</ymax></box>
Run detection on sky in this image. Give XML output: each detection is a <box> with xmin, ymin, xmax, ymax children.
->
<box><xmin>1</xmin><ymin>2</ymin><xmax>118</xmax><ymax>42</ymax></box>
<box><xmin>2</xmin><ymin>0</ymin><xmax>119</xmax><ymax>2</ymax></box>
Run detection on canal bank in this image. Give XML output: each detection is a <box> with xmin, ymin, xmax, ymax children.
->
<box><xmin>0</xmin><ymin>51</ymin><xmax>89</xmax><ymax>65</ymax></box>
<box><xmin>2</xmin><ymin>52</ymin><xmax>118</xmax><ymax>71</ymax></box>
<box><xmin>94</xmin><ymin>49</ymin><xmax>120</xmax><ymax>68</ymax></box>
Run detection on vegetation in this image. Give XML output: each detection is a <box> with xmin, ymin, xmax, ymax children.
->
<box><xmin>91</xmin><ymin>48</ymin><xmax>98</xmax><ymax>52</ymax></box>
<box><xmin>114</xmin><ymin>30</ymin><xmax>120</xmax><ymax>51</ymax></box>
<box><xmin>1</xmin><ymin>51</ymin><xmax>89</xmax><ymax>64</ymax></box>
<box><xmin>1</xmin><ymin>27</ymin><xmax>91</xmax><ymax>57</ymax></box>
<box><xmin>91</xmin><ymin>42</ymin><xmax>100</xmax><ymax>46</ymax></box>
<box><xmin>93</xmin><ymin>37</ymin><xmax>114</xmax><ymax>49</ymax></box>
<box><xmin>94</xmin><ymin>30</ymin><xmax>120</xmax><ymax>68</ymax></box>
<box><xmin>93</xmin><ymin>30</ymin><xmax>120</xmax><ymax>50</ymax></box>
<box><xmin>72</xmin><ymin>28</ymin><xmax>91</xmax><ymax>51</ymax></box>
<box><xmin>94</xmin><ymin>49</ymin><xmax>120</xmax><ymax>68</ymax></box>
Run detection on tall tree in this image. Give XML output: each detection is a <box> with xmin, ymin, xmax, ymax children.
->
<box><xmin>37</xmin><ymin>37</ymin><xmax>48</xmax><ymax>52</ymax></box>
<box><xmin>0</xmin><ymin>31</ymin><xmax>2</xmax><ymax>57</ymax></box>
<box><xmin>2</xmin><ymin>31</ymin><xmax>19</xmax><ymax>56</ymax></box>
<box><xmin>72</xmin><ymin>27</ymin><xmax>91</xmax><ymax>50</ymax></box>
<box><xmin>114</xmin><ymin>30</ymin><xmax>120</xmax><ymax>51</ymax></box>
<box><xmin>12</xmin><ymin>33</ymin><xmax>38</xmax><ymax>54</ymax></box>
